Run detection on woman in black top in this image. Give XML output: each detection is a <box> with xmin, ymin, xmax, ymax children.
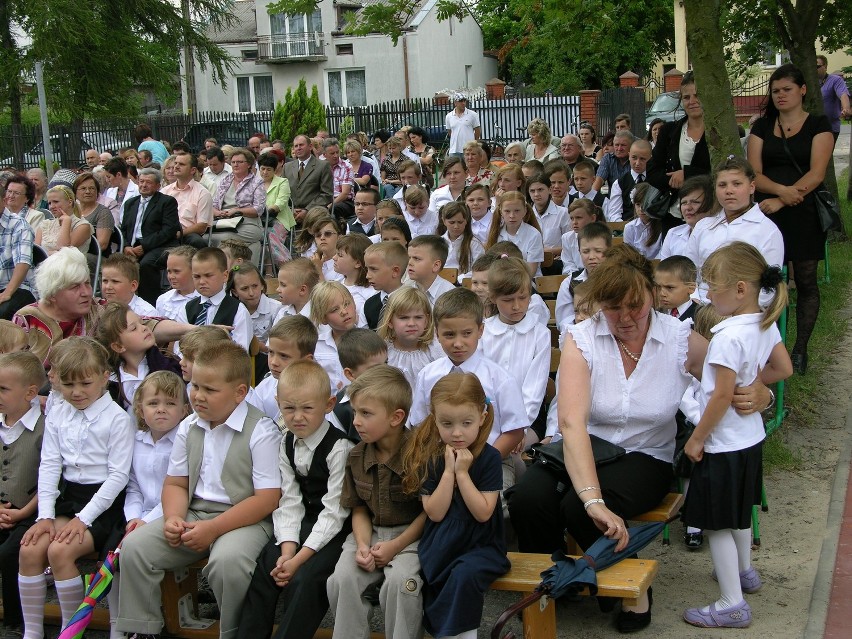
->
<box><xmin>748</xmin><ymin>64</ymin><xmax>834</xmax><ymax>374</ymax></box>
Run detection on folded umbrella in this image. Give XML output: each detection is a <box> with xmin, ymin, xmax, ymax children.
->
<box><xmin>58</xmin><ymin>547</ymin><xmax>120</xmax><ymax>639</ymax></box>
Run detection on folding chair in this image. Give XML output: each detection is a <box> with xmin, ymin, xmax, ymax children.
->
<box><xmin>111</xmin><ymin>226</ymin><xmax>125</xmax><ymax>253</ymax></box>
<box><xmin>88</xmin><ymin>236</ymin><xmax>103</xmax><ymax>296</ymax></box>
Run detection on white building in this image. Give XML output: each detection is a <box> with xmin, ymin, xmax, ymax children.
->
<box><xmin>186</xmin><ymin>0</ymin><xmax>498</xmax><ymax>111</ymax></box>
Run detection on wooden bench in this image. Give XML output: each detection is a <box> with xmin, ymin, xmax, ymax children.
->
<box><xmin>491</xmin><ymin>552</ymin><xmax>658</xmax><ymax>638</ymax></box>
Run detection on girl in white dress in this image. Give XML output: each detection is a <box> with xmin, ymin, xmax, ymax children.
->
<box><xmin>438</xmin><ymin>202</ymin><xmax>484</xmax><ymax>282</ymax></box>
<box><xmin>378</xmin><ymin>286</ymin><xmax>442</xmax><ymax>389</ymax></box>
<box><xmin>485</xmin><ymin>191</ymin><xmax>544</xmax><ymax>277</ymax></box>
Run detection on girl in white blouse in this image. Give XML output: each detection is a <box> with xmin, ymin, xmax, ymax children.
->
<box><xmin>485</xmin><ymin>191</ymin><xmax>545</xmax><ymax>277</ymax></box>
<box><xmin>378</xmin><ymin>286</ymin><xmax>443</xmax><ymax>389</ymax></box>
<box><xmin>623</xmin><ymin>182</ymin><xmax>662</xmax><ymax>259</ymax></box>
<box><xmin>19</xmin><ymin>337</ymin><xmax>135</xmax><ymax>639</ymax></box>
<box><xmin>438</xmin><ymin>201</ymin><xmax>484</xmax><ymax>282</ymax></box>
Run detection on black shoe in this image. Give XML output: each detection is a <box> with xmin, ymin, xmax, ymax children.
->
<box><xmin>597</xmin><ymin>596</ymin><xmax>618</xmax><ymax>612</ymax></box>
<box><xmin>616</xmin><ymin>587</ymin><xmax>652</xmax><ymax>633</ymax></box>
<box><xmin>684</xmin><ymin>531</ymin><xmax>704</xmax><ymax>550</ymax></box>
<box><xmin>791</xmin><ymin>352</ymin><xmax>808</xmax><ymax>374</ymax></box>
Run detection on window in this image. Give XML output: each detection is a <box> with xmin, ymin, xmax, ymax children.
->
<box><xmin>236</xmin><ymin>75</ymin><xmax>274</xmax><ymax>112</ymax></box>
<box><xmin>270</xmin><ymin>10</ymin><xmax>324</xmax><ymax>57</ymax></box>
<box><xmin>336</xmin><ymin>6</ymin><xmax>358</xmax><ymax>30</ymax></box>
<box><xmin>327</xmin><ymin>69</ymin><xmax>366</xmax><ymax>107</ymax></box>
<box><xmin>336</xmin><ymin>43</ymin><xmax>353</xmax><ymax>55</ymax></box>
<box><xmin>241</xmin><ymin>49</ymin><xmax>258</xmax><ymax>61</ymax></box>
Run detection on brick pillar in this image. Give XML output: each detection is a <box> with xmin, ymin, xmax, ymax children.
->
<box><xmin>579</xmin><ymin>90</ymin><xmax>600</xmax><ymax>128</ymax></box>
<box><xmin>619</xmin><ymin>71</ymin><xmax>640</xmax><ymax>88</ymax></box>
<box><xmin>664</xmin><ymin>68</ymin><xmax>684</xmax><ymax>93</ymax></box>
<box><xmin>485</xmin><ymin>78</ymin><xmax>506</xmax><ymax>100</ymax></box>
<box><xmin>434</xmin><ymin>92</ymin><xmax>450</xmax><ymax>107</ymax></box>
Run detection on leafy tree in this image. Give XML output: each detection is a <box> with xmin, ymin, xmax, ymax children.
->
<box><xmin>270</xmin><ymin>79</ymin><xmax>326</xmax><ymax>143</ymax></box>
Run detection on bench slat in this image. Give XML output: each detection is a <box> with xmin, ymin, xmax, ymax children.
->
<box><xmin>632</xmin><ymin>492</ymin><xmax>684</xmax><ymax>522</ymax></box>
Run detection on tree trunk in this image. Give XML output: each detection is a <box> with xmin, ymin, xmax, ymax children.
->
<box><xmin>0</xmin><ymin>2</ymin><xmax>25</xmax><ymax>166</ymax></box>
<box><xmin>683</xmin><ymin>0</ymin><xmax>742</xmax><ymax>166</ymax></box>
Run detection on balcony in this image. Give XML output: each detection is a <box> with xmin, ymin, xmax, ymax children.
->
<box><xmin>257</xmin><ymin>33</ymin><xmax>327</xmax><ymax>63</ymax></box>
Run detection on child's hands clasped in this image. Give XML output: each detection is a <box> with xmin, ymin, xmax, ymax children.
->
<box><xmin>21</xmin><ymin>519</ymin><xmax>56</xmax><ymax>545</ymax></box>
<box><xmin>55</xmin><ymin>517</ymin><xmax>89</xmax><ymax>544</ymax></box>
<box><xmin>444</xmin><ymin>445</ymin><xmax>473</xmax><ymax>475</ymax></box>
<box><xmin>355</xmin><ymin>544</ymin><xmax>376</xmax><ymax>572</ymax></box>
<box><xmin>180</xmin><ymin>519</ymin><xmax>218</xmax><ymax>552</ymax></box>
<box><xmin>370</xmin><ymin>539</ymin><xmax>398</xmax><ymax>569</ymax></box>
<box><xmin>164</xmin><ymin>516</ymin><xmax>189</xmax><ymax>547</ymax></box>
<box><xmin>0</xmin><ymin>503</ymin><xmax>26</xmax><ymax>530</ymax></box>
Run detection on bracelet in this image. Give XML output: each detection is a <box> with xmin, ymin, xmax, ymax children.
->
<box><xmin>765</xmin><ymin>388</ymin><xmax>776</xmax><ymax>411</ymax></box>
<box><xmin>583</xmin><ymin>498</ymin><xmax>606</xmax><ymax>511</ymax></box>
<box><xmin>577</xmin><ymin>486</ymin><xmax>600</xmax><ymax>496</ymax></box>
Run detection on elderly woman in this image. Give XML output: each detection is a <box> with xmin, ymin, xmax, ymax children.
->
<box><xmin>74</xmin><ymin>173</ymin><xmax>115</xmax><ymax>253</ymax></box>
<box><xmin>25</xmin><ymin>168</ymin><xmax>50</xmax><ymax>210</ymax></box>
<box><xmin>503</xmin><ymin>142</ymin><xmax>525</xmax><ymax>165</ymax></box>
<box><xmin>344</xmin><ymin>139</ymin><xmax>375</xmax><ymax>191</ymax></box>
<box><xmin>258</xmin><ymin>151</ymin><xmax>293</xmax><ymax>268</ymax></box>
<box><xmin>508</xmin><ymin>245</ymin><xmax>772</xmax><ymax>633</ymax></box>
<box><xmin>37</xmin><ymin>185</ymin><xmax>94</xmax><ymax>255</ymax></box>
<box><xmin>525</xmin><ymin>118</ymin><xmax>560</xmax><ymax>163</ymax></box>
<box><xmin>3</xmin><ymin>174</ymin><xmax>45</xmax><ymax>231</ymax></box>
<box><xmin>13</xmin><ymin>247</ymin><xmax>192</xmax><ymax>366</ymax></box>
<box><xmin>211</xmin><ymin>147</ymin><xmax>266</xmax><ymax>266</ymax></box>
<box><xmin>463</xmin><ymin>140</ymin><xmax>493</xmax><ymax>186</ymax></box>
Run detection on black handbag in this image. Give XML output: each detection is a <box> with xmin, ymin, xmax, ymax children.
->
<box><xmin>529</xmin><ymin>435</ymin><xmax>626</xmax><ymax>482</ymax></box>
<box><xmin>642</xmin><ymin>184</ymin><xmax>676</xmax><ymax>220</ymax></box>
<box><xmin>778</xmin><ymin>122</ymin><xmax>842</xmax><ymax>233</ymax></box>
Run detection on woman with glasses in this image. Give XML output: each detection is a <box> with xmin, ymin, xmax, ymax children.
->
<box><xmin>210</xmin><ymin>148</ymin><xmax>266</xmax><ymax>267</ymax></box>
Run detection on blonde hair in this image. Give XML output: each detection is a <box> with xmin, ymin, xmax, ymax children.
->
<box><xmin>132</xmin><ymin>370</ymin><xmax>188</xmax><ymax>431</ymax></box>
<box><xmin>378</xmin><ymin>286</ymin><xmax>435</xmax><ymax>350</ymax></box>
<box><xmin>347</xmin><ymin>364</ymin><xmax>412</xmax><ymax>424</ymax></box>
<box><xmin>488</xmin><ymin>256</ymin><xmax>531</xmax><ymax>297</ymax></box>
<box><xmin>701</xmin><ymin>241</ymin><xmax>787</xmax><ymax>330</ymax></box>
<box><xmin>179</xmin><ymin>325</ymin><xmax>232</xmax><ymax>360</ymax></box>
<box><xmin>278</xmin><ymin>360</ymin><xmax>332</xmax><ymax>403</ymax></box>
<box><xmin>0</xmin><ymin>319</ymin><xmax>28</xmax><ymax>354</ymax></box>
<box><xmin>279</xmin><ymin>257</ymin><xmax>320</xmax><ymax>290</ymax></box>
<box><xmin>402</xmin><ymin>373</ymin><xmax>493</xmax><ymax>494</ymax></box>
<box><xmin>692</xmin><ymin>304</ymin><xmax>724</xmax><ymax>341</ymax></box>
<box><xmin>268</xmin><ymin>315</ymin><xmax>318</xmax><ymax>357</ymax></box>
<box><xmin>52</xmin><ymin>337</ymin><xmax>111</xmax><ymax>383</ymax></box>
<box><xmin>194</xmin><ymin>340</ymin><xmax>252</xmax><ymax>386</ymax></box>
<box><xmin>310</xmin><ymin>281</ymin><xmax>355</xmax><ymax>327</ymax></box>
<box><xmin>46</xmin><ymin>185</ymin><xmax>81</xmax><ymax>218</ymax></box>
<box><xmin>0</xmin><ymin>351</ymin><xmax>47</xmax><ymax>389</ymax></box>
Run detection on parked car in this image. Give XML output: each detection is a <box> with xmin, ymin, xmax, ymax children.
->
<box><xmin>389</xmin><ymin>111</ymin><xmax>447</xmax><ymax>148</ymax></box>
<box><xmin>645</xmin><ymin>92</ymin><xmax>685</xmax><ymax>128</ymax></box>
<box><xmin>181</xmin><ymin>118</ymin><xmax>271</xmax><ymax>153</ymax></box>
<box><xmin>1</xmin><ymin>133</ymin><xmax>127</xmax><ymax>170</ymax></box>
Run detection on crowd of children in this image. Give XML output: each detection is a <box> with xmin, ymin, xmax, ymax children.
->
<box><xmin>0</xmin><ymin>152</ymin><xmax>796</xmax><ymax>637</ymax></box>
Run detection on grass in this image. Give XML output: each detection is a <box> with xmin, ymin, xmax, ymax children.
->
<box><xmin>763</xmin><ymin>170</ymin><xmax>852</xmax><ymax>471</ymax></box>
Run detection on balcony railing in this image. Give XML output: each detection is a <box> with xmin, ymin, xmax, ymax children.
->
<box><xmin>257</xmin><ymin>33</ymin><xmax>326</xmax><ymax>63</ymax></box>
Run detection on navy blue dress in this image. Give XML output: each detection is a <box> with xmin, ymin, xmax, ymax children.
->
<box><xmin>418</xmin><ymin>444</ymin><xmax>510</xmax><ymax>636</ymax></box>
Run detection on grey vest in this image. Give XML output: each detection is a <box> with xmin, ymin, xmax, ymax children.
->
<box><xmin>0</xmin><ymin>415</ymin><xmax>44</xmax><ymax>509</ymax></box>
<box><xmin>186</xmin><ymin>404</ymin><xmax>264</xmax><ymax>507</ymax></box>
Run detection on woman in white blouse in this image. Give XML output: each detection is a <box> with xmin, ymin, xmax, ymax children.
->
<box><xmin>508</xmin><ymin>245</ymin><xmax>772</xmax><ymax>632</ymax></box>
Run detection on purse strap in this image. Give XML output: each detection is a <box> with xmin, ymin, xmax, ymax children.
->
<box><xmin>777</xmin><ymin>119</ymin><xmax>807</xmax><ymax>179</ymax></box>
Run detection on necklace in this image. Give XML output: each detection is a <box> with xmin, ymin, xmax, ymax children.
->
<box><xmin>615</xmin><ymin>336</ymin><xmax>642</xmax><ymax>363</ymax></box>
<box><xmin>778</xmin><ymin>113</ymin><xmax>806</xmax><ymax>132</ymax></box>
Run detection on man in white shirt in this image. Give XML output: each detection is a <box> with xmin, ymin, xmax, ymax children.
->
<box><xmin>161</xmin><ymin>154</ymin><xmax>213</xmax><ymax>248</ymax></box>
<box><xmin>200</xmin><ymin>147</ymin><xmax>232</xmax><ymax>196</ymax></box>
<box><xmin>445</xmin><ymin>94</ymin><xmax>480</xmax><ymax>158</ymax></box>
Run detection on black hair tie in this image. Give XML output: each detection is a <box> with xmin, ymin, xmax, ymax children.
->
<box><xmin>760</xmin><ymin>266</ymin><xmax>783</xmax><ymax>292</ymax></box>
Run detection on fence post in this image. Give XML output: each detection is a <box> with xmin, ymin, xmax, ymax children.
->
<box><xmin>619</xmin><ymin>72</ymin><xmax>640</xmax><ymax>88</ymax></box>
<box><xmin>434</xmin><ymin>92</ymin><xmax>450</xmax><ymax>107</ymax></box>
<box><xmin>485</xmin><ymin>78</ymin><xmax>506</xmax><ymax>100</ymax></box>
<box><xmin>664</xmin><ymin>68</ymin><xmax>684</xmax><ymax>93</ymax></box>
<box><xmin>579</xmin><ymin>90</ymin><xmax>600</xmax><ymax>129</ymax></box>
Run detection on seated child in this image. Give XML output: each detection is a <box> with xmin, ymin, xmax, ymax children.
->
<box><xmin>157</xmin><ymin>246</ymin><xmax>200</xmax><ymax>321</ymax></box>
<box><xmin>327</xmin><ymin>328</ymin><xmax>388</xmax><ymax>438</ymax></box>
<box><xmin>272</xmin><ymin>257</ymin><xmax>321</xmax><ymax>325</ymax></box>
<box><xmin>176</xmin><ymin>247</ymin><xmax>253</xmax><ymax>352</ymax></box>
<box><xmin>402</xmin><ymin>185</ymin><xmax>438</xmax><ymax>239</ymax></box>
<box><xmin>605</xmin><ymin>139</ymin><xmax>652</xmax><ymax>222</ymax></box>
<box><xmin>347</xmin><ymin>189</ymin><xmax>378</xmax><ymax>236</ymax></box>
<box><xmin>97</xmin><ymin>301</ymin><xmax>182</xmax><ymax>414</ymax></box>
<box><xmin>569</xmin><ymin>160</ymin><xmax>606</xmax><ymax>207</ymax></box>
<box><xmin>655</xmin><ymin>255</ymin><xmax>699</xmax><ymax>322</ymax></box>
<box><xmin>544</xmin><ymin>159</ymin><xmax>571</xmax><ymax>207</ymax></box>
<box><xmin>0</xmin><ymin>352</ymin><xmax>46</xmax><ymax>631</ymax></box>
<box><xmin>483</xmin><ymin>242</ymin><xmax>550</xmax><ymax>326</ymax></box>
<box><xmin>294</xmin><ymin>207</ymin><xmax>332</xmax><ymax>259</ymax></box>
<box><xmin>624</xmin><ymin>182</ymin><xmax>662</xmax><ymax>259</ymax></box>
<box><xmin>379</xmin><ymin>286</ymin><xmax>443</xmax><ymax>389</ymax></box>
<box><xmin>228</xmin><ymin>262</ymin><xmax>283</xmax><ymax>345</ymax></box>
<box><xmin>177</xmin><ymin>325</ymin><xmax>234</xmax><ymax>394</ymax></box>
<box><xmin>556</xmin><ymin>222</ymin><xmax>611</xmax><ymax>333</ymax></box>
<box><xmin>470</xmin><ymin>253</ymin><xmax>499</xmax><ymax>319</ymax></box>
<box><xmin>255</xmin><ymin>316</ymin><xmax>318</xmax><ymax>420</ymax></box>
<box><xmin>326</xmin><ymin>365</ymin><xmax>426</xmax><ymax>639</ymax></box>
<box><xmin>19</xmin><ymin>338</ymin><xmax>135</xmax><ymax>638</ymax></box>
<box><xmin>115</xmin><ymin>341</ymin><xmax>282</xmax><ymax>638</ymax></box>
<box><xmin>392</xmin><ymin>160</ymin><xmax>426</xmax><ymax>206</ymax></box>
<box><xmin>527</xmin><ymin>173</ymin><xmax>570</xmax><ymax>275</ymax></box>
<box><xmin>571</xmin><ymin>280</ymin><xmax>596</xmax><ymax>324</ymax></box>
<box><xmin>486</xmin><ymin>192</ymin><xmax>544</xmax><ymax>277</ymax></box>
<box><xmin>310</xmin><ymin>217</ymin><xmax>345</xmax><ymax>284</ymax></box>
<box><xmin>369</xmin><ymin>199</ymin><xmax>404</xmax><ymax>244</ymax></box>
<box><xmin>0</xmin><ymin>319</ymin><xmax>28</xmax><ymax>353</ymax></box>
<box><xmin>407</xmin><ymin>234</ymin><xmax>455</xmax><ymax>306</ymax></box>
<box><xmin>463</xmin><ymin>182</ymin><xmax>493</xmax><ymax>245</ymax></box>
<box><xmin>380</xmin><ymin>216</ymin><xmax>412</xmax><ymax>247</ymax></box>
<box><xmin>363</xmin><ymin>241</ymin><xmax>407</xmax><ymax>330</ymax></box>
<box><xmin>236</xmin><ymin>361</ymin><xmax>354</xmax><ymax>639</ymax></box>
<box><xmin>219</xmin><ymin>238</ymin><xmax>252</xmax><ymax>271</ymax></box>
<box><xmin>403</xmin><ymin>373</ymin><xmax>511</xmax><ymax>639</ymax></box>
<box><xmin>560</xmin><ymin>199</ymin><xmax>602</xmax><ymax>275</ymax></box>
<box><xmin>101</xmin><ymin>253</ymin><xmax>158</xmax><ymax>317</ymax></box>
<box><xmin>333</xmin><ymin>234</ymin><xmax>375</xmax><ymax>313</ymax></box>
<box><xmin>310</xmin><ymin>281</ymin><xmax>358</xmax><ymax>393</ymax></box>
<box><xmin>409</xmin><ymin>288</ymin><xmax>527</xmax><ymax>492</ymax></box>
<box><xmin>438</xmin><ymin>202</ymin><xmax>484</xmax><ymax>282</ymax></box>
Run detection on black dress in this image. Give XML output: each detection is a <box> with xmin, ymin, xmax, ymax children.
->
<box><xmin>751</xmin><ymin>114</ymin><xmax>831</xmax><ymax>262</ymax></box>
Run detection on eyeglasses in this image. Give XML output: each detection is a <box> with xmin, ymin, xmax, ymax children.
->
<box><xmin>77</xmin><ymin>186</ymin><xmax>97</xmax><ymax>192</ymax></box>
<box><xmin>816</xmin><ymin>63</ymin><xmax>825</xmax><ymax>69</ymax></box>
<box><xmin>318</xmin><ymin>230</ymin><xmax>338</xmax><ymax>238</ymax></box>
<box><xmin>4</xmin><ymin>189</ymin><xmax>25</xmax><ymax>197</ymax></box>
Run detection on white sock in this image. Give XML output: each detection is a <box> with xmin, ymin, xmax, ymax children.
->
<box><xmin>107</xmin><ymin>576</ymin><xmax>124</xmax><ymax>639</ymax></box>
<box><xmin>18</xmin><ymin>573</ymin><xmax>47</xmax><ymax>639</ymax></box>
<box><xmin>54</xmin><ymin>575</ymin><xmax>85</xmax><ymax>627</ymax></box>
<box><xmin>731</xmin><ymin>527</ymin><xmax>753</xmax><ymax>573</ymax></box>
<box><xmin>705</xmin><ymin>529</ymin><xmax>743</xmax><ymax>611</ymax></box>
<box><xmin>686</xmin><ymin>526</ymin><xmax>702</xmax><ymax>534</ymax></box>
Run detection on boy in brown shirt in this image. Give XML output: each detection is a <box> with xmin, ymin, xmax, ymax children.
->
<box><xmin>326</xmin><ymin>365</ymin><xmax>425</xmax><ymax>639</ymax></box>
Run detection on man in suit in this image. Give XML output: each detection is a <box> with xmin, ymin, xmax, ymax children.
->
<box><xmin>284</xmin><ymin>134</ymin><xmax>333</xmax><ymax>226</ymax></box>
<box><xmin>121</xmin><ymin>167</ymin><xmax>180</xmax><ymax>304</ymax></box>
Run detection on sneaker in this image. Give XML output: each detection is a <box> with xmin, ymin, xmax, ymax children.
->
<box><xmin>711</xmin><ymin>566</ymin><xmax>763</xmax><ymax>593</ymax></box>
<box><xmin>683</xmin><ymin>600</ymin><xmax>752</xmax><ymax>628</ymax></box>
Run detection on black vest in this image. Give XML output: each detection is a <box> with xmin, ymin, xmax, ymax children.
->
<box><xmin>617</xmin><ymin>173</ymin><xmax>638</xmax><ymax>221</ymax></box>
<box><xmin>332</xmin><ymin>388</ymin><xmax>359</xmax><ymax>442</ymax></box>
<box><xmin>284</xmin><ymin>424</ymin><xmax>349</xmax><ymax>543</ymax></box>
<box><xmin>185</xmin><ymin>295</ymin><xmax>240</xmax><ymax>327</ymax></box>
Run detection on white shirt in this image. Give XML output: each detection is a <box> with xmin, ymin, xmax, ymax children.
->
<box><xmin>132</xmin><ymin>196</ymin><xmax>152</xmax><ymax>243</ymax></box>
<box><xmin>560</xmin><ymin>230</ymin><xmax>583</xmax><ymax>274</ymax></box>
<box><xmin>108</xmin><ymin>180</ymin><xmax>139</xmax><ymax>224</ymax></box>
<box><xmin>415</xmin><ymin>275</ymin><xmax>456</xmax><ymax>307</ymax></box>
<box><xmin>175</xmin><ymin>289</ymin><xmax>254</xmax><ymax>352</ymax></box>
<box><xmin>124</xmin><ymin>428</ymin><xmax>177</xmax><ymax>522</ymax></box>
<box><xmin>429</xmin><ymin>185</ymin><xmax>459</xmax><ymax>215</ymax></box>
<box><xmin>534</xmin><ymin>201</ymin><xmax>570</xmax><ymax>249</ymax></box>
<box><xmin>403</xmin><ymin>208</ymin><xmax>439</xmax><ymax>239</ymax></box>
<box><xmin>555</xmin><ymin>269</ymin><xmax>587</xmax><ymax>333</ymax></box>
<box><xmin>314</xmin><ymin>324</ymin><xmax>347</xmax><ymax>393</ymax></box>
<box><xmin>445</xmin><ymin>107</ymin><xmax>481</xmax><ymax>154</ymax></box>
<box><xmin>0</xmin><ymin>400</ymin><xmax>41</xmax><ymax>446</ymax></box>
<box><xmin>624</xmin><ymin>218</ymin><xmax>662</xmax><ymax>259</ymax></box>
<box><xmin>498</xmin><ymin>223</ymin><xmax>545</xmax><ymax>273</ymax></box>
<box><xmin>470</xmin><ymin>210</ymin><xmax>494</xmax><ymax>246</ymax></box>
<box><xmin>386</xmin><ymin>339</ymin><xmax>444</xmax><ymax>389</ymax></box>
<box><xmin>529</xmin><ymin>293</ymin><xmax>551</xmax><ymax>326</ymax></box>
<box><xmin>167</xmin><ymin>401</ymin><xmax>282</xmax><ymax>504</ymax></box>
<box><xmin>272</xmin><ymin>421</ymin><xmax>353</xmax><ymax>551</ymax></box>
<box><xmin>156</xmin><ymin>288</ymin><xmax>200</xmax><ymax>321</ymax></box>
<box><xmin>604</xmin><ymin>170</ymin><xmax>646</xmax><ymax>222</ymax></box>
<box><xmin>249</xmin><ymin>294</ymin><xmax>284</xmax><ymax>343</ymax></box>
<box><xmin>254</xmin><ymin>374</ymin><xmax>280</xmax><ymax>420</ymax></box>
<box><xmin>201</xmin><ymin>164</ymin><xmax>232</xmax><ymax>196</ymax></box>
<box><xmin>38</xmin><ymin>392</ymin><xmax>135</xmax><ymax>525</ymax></box>
<box><xmin>700</xmin><ymin>313</ymin><xmax>781</xmax><ymax>454</ymax></box>
<box><xmin>561</xmin><ymin>312</ymin><xmax>693</xmax><ymax>462</ymax></box>
<box><xmin>442</xmin><ymin>232</ymin><xmax>484</xmax><ymax>280</ymax></box>
<box><xmin>117</xmin><ymin>357</ymin><xmax>149</xmax><ymax>413</ymax></box>
<box><xmin>129</xmin><ymin>294</ymin><xmax>158</xmax><ymax>318</ymax></box>
<box><xmin>685</xmin><ymin>204</ymin><xmax>784</xmax><ymax>305</ymax></box>
<box><xmin>409</xmin><ymin>349</ymin><xmax>527</xmax><ymax>445</ymax></box>
<box><xmin>481</xmin><ymin>314</ymin><xmax>550</xmax><ymax>424</ymax></box>
<box><xmin>658</xmin><ymin>223</ymin><xmax>691</xmax><ymax>260</ymax></box>
<box><xmin>271</xmin><ymin>300</ymin><xmax>311</xmax><ymax>328</ymax></box>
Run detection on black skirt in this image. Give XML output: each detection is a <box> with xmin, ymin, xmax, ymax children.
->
<box><xmin>54</xmin><ymin>481</ymin><xmax>126</xmax><ymax>556</ymax></box>
<box><xmin>683</xmin><ymin>441</ymin><xmax>763</xmax><ymax>531</ymax></box>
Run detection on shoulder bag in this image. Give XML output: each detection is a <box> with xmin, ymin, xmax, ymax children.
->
<box><xmin>528</xmin><ymin>435</ymin><xmax>626</xmax><ymax>485</ymax></box>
